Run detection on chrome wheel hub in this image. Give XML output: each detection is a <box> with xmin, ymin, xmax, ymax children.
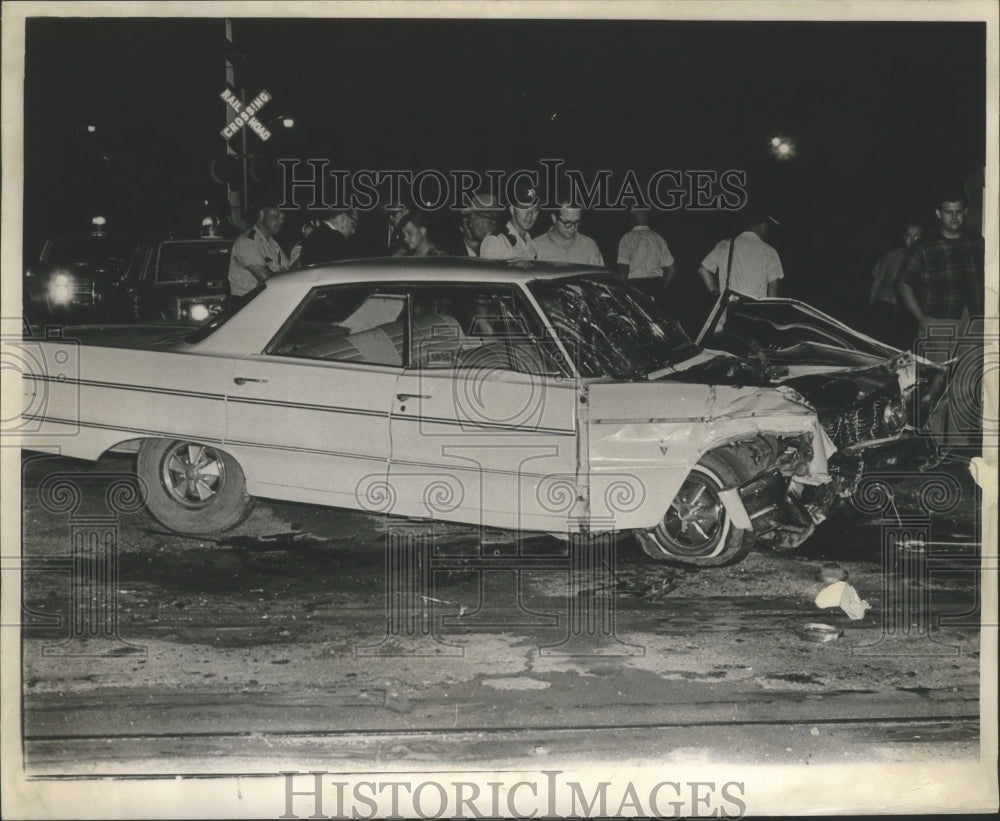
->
<box><xmin>663</xmin><ymin>476</ymin><xmax>725</xmax><ymax>553</ymax></box>
<box><xmin>162</xmin><ymin>443</ymin><xmax>225</xmax><ymax>507</ymax></box>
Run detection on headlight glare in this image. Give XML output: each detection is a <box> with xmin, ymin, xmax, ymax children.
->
<box><xmin>190</xmin><ymin>303</ymin><xmax>210</xmax><ymax>322</ymax></box>
<box><xmin>48</xmin><ymin>273</ymin><xmax>74</xmax><ymax>304</ymax></box>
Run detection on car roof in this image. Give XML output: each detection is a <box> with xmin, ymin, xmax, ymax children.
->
<box><xmin>270</xmin><ymin>256</ymin><xmax>609</xmax><ymax>291</ymax></box>
<box><xmin>140</xmin><ymin>237</ymin><xmax>233</xmax><ymax>247</ymax></box>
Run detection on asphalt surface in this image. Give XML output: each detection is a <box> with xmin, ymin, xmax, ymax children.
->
<box><xmin>17</xmin><ymin>452</ymin><xmax>985</xmax><ymax>776</ymax></box>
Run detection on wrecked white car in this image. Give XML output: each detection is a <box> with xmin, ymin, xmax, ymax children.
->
<box><xmin>19</xmin><ymin>259</ymin><xmax>941</xmax><ymax>567</ymax></box>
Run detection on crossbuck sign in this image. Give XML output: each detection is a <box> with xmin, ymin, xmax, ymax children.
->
<box><xmin>220</xmin><ymin>88</ymin><xmax>273</xmax><ymax>142</ymax></box>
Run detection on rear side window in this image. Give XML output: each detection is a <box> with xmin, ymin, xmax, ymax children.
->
<box><xmin>268</xmin><ymin>284</ymin><xmax>408</xmax><ymax>367</ymax></box>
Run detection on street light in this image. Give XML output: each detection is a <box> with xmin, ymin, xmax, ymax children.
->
<box><xmin>769</xmin><ymin>135</ymin><xmax>796</xmax><ymax>161</ymax></box>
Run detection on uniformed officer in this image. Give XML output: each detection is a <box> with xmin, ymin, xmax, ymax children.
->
<box><xmin>228</xmin><ymin>205</ymin><xmax>289</xmax><ymax>298</ymax></box>
<box><xmin>479</xmin><ymin>180</ymin><xmax>540</xmax><ymax>261</ymax></box>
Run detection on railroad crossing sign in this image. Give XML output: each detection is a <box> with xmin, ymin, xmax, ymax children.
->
<box><xmin>220</xmin><ymin>87</ymin><xmax>274</xmax><ymax>142</ymax></box>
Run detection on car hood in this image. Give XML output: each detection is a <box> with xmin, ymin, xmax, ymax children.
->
<box><xmin>152</xmin><ymin>282</ymin><xmax>227</xmax><ymax>297</ymax></box>
<box><xmin>41</xmin><ymin>260</ymin><xmax>126</xmax><ymax>281</ymax></box>
<box><xmin>689</xmin><ymin>291</ymin><xmax>947</xmax><ymax>408</ymax></box>
<box><xmin>695</xmin><ymin>291</ymin><xmax>905</xmax><ymax>372</ymax></box>
<box><xmin>645</xmin><ymin>343</ymin><xmax>933</xmax><ymax>420</ymax></box>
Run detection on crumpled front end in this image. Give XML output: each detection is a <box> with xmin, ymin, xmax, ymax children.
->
<box><xmin>586</xmin><ymin>381</ymin><xmax>837</xmax><ymax>551</ymax></box>
<box><xmin>786</xmin><ymin>352</ymin><xmax>945</xmax><ymax>494</ymax></box>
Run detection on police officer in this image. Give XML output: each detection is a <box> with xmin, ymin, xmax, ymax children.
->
<box><xmin>228</xmin><ymin>205</ymin><xmax>289</xmax><ymax>298</ymax></box>
<box><xmin>479</xmin><ymin>179</ymin><xmax>540</xmax><ymax>260</ymax></box>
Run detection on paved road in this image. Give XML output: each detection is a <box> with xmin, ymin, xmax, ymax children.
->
<box><xmin>17</xmin><ymin>452</ymin><xmax>984</xmax><ymax>776</ymax></box>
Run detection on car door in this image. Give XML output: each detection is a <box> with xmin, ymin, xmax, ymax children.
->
<box><xmin>387</xmin><ymin>283</ymin><xmax>583</xmax><ymax>533</ymax></box>
<box><xmin>223</xmin><ymin>283</ymin><xmax>407</xmax><ymax>509</ymax></box>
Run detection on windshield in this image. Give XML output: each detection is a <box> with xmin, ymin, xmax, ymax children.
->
<box><xmin>528</xmin><ymin>274</ymin><xmax>697</xmax><ymax>378</ymax></box>
<box><xmin>155</xmin><ymin>241</ymin><xmax>230</xmax><ymax>287</ymax></box>
<box><xmin>42</xmin><ymin>236</ymin><xmax>137</xmax><ymax>270</ymax></box>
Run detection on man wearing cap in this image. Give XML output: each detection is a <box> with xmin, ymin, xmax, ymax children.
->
<box><xmin>383</xmin><ymin>201</ymin><xmax>411</xmax><ymax>254</ymax></box>
<box><xmin>534</xmin><ymin>202</ymin><xmax>604</xmax><ymax>266</ymax></box>
<box><xmin>228</xmin><ymin>205</ymin><xmax>289</xmax><ymax>298</ymax></box>
<box><xmin>479</xmin><ymin>181</ymin><xmax>540</xmax><ymax>261</ymax></box>
<box><xmin>459</xmin><ymin>191</ymin><xmax>505</xmax><ymax>256</ymax></box>
<box><xmin>616</xmin><ymin>208</ymin><xmax>676</xmax><ymax>303</ymax></box>
<box><xmin>698</xmin><ymin>212</ymin><xmax>783</xmax><ymax>299</ymax></box>
<box><xmin>297</xmin><ymin>208</ymin><xmax>360</xmax><ymax>268</ymax></box>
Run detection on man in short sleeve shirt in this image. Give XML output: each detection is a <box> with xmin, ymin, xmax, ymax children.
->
<box><xmin>228</xmin><ymin>205</ymin><xmax>289</xmax><ymax>297</ymax></box>
<box><xmin>617</xmin><ymin>208</ymin><xmax>676</xmax><ymax>303</ymax></box>
<box><xmin>479</xmin><ymin>181</ymin><xmax>540</xmax><ymax>261</ymax></box>
<box><xmin>698</xmin><ymin>212</ymin><xmax>783</xmax><ymax>300</ymax></box>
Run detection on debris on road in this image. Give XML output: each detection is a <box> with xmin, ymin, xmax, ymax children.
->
<box><xmin>815</xmin><ymin>581</ymin><xmax>871</xmax><ymax>620</ymax></box>
<box><xmin>796</xmin><ymin>622</ymin><xmax>844</xmax><ymax>642</ymax></box>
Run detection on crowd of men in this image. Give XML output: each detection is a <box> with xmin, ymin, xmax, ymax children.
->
<box><xmin>227</xmin><ymin>185</ymin><xmax>984</xmax><ymax>359</ymax></box>
<box><xmin>227</xmin><ymin>184</ymin><xmax>789</xmax><ymax>304</ymax></box>
<box><xmin>226</xmin><ymin>183</ymin><xmax>985</xmax><ymax>444</ymax></box>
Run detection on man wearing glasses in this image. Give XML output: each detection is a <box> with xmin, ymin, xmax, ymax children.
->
<box><xmin>296</xmin><ymin>207</ymin><xmax>360</xmax><ymax>268</ymax></box>
<box><xmin>534</xmin><ymin>201</ymin><xmax>605</xmax><ymax>266</ymax></box>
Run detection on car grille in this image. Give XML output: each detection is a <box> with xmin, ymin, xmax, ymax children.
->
<box><xmin>820</xmin><ymin>393</ymin><xmax>899</xmax><ymax>449</ymax></box>
<box><xmin>67</xmin><ymin>277</ymin><xmax>97</xmax><ymax>306</ymax></box>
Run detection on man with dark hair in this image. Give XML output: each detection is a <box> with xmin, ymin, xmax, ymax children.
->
<box><xmin>896</xmin><ymin>190</ymin><xmax>985</xmax><ymax>445</ymax></box>
<box><xmin>297</xmin><ymin>208</ymin><xmax>359</xmax><ymax>267</ymax></box>
<box><xmin>227</xmin><ymin>205</ymin><xmax>289</xmax><ymax>297</ymax></box>
<box><xmin>617</xmin><ymin>208</ymin><xmax>676</xmax><ymax>302</ymax></box>
<box><xmin>868</xmin><ymin>221</ymin><xmax>923</xmax><ymax>347</ymax></box>
<box><xmin>897</xmin><ymin>192</ymin><xmax>984</xmax><ymax>338</ymax></box>
<box><xmin>698</xmin><ymin>211</ymin><xmax>783</xmax><ymax>299</ymax></box>
<box><xmin>535</xmin><ymin>202</ymin><xmax>604</xmax><ymax>266</ymax></box>
<box><xmin>397</xmin><ymin>211</ymin><xmax>448</xmax><ymax>257</ymax></box>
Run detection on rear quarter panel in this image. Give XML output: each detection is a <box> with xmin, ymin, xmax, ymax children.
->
<box><xmin>19</xmin><ymin>336</ymin><xmax>233</xmax><ymax>461</ymax></box>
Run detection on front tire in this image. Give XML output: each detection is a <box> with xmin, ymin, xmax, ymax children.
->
<box><xmin>636</xmin><ymin>450</ymin><xmax>755</xmax><ymax>567</ymax></box>
<box><xmin>137</xmin><ymin>439</ymin><xmax>254</xmax><ymax>535</ymax></box>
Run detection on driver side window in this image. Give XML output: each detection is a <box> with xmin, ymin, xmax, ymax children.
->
<box><xmin>407</xmin><ymin>285</ymin><xmax>568</xmax><ymax>376</ymax></box>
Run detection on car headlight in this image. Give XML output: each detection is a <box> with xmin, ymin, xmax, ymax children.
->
<box><xmin>881</xmin><ymin>398</ymin><xmax>907</xmax><ymax>431</ymax></box>
<box><xmin>189</xmin><ymin>303</ymin><xmax>210</xmax><ymax>322</ymax></box>
<box><xmin>48</xmin><ymin>272</ymin><xmax>74</xmax><ymax>304</ymax></box>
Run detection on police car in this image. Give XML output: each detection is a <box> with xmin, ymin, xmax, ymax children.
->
<box><xmin>23</xmin><ymin>216</ymin><xmax>139</xmax><ymax>321</ymax></box>
<box><xmin>114</xmin><ymin>218</ymin><xmax>231</xmax><ymax>324</ymax></box>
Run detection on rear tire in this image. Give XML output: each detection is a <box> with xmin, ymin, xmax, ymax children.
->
<box><xmin>636</xmin><ymin>450</ymin><xmax>755</xmax><ymax>567</ymax></box>
<box><xmin>137</xmin><ymin>439</ymin><xmax>254</xmax><ymax>535</ymax></box>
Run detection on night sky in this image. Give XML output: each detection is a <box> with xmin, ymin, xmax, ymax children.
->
<box><xmin>22</xmin><ymin>16</ymin><xmax>986</xmax><ymax>326</ymax></box>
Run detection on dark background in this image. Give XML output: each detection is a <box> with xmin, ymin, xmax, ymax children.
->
<box><xmin>23</xmin><ymin>17</ymin><xmax>986</xmax><ymax>330</ymax></box>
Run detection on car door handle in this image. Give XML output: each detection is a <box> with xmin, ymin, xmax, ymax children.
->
<box><xmin>396</xmin><ymin>393</ymin><xmax>430</xmax><ymax>401</ymax></box>
<box><xmin>234</xmin><ymin>377</ymin><xmax>268</xmax><ymax>385</ymax></box>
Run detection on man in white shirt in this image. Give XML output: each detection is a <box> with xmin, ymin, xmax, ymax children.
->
<box><xmin>534</xmin><ymin>202</ymin><xmax>604</xmax><ymax>266</ymax></box>
<box><xmin>698</xmin><ymin>212</ymin><xmax>784</xmax><ymax>299</ymax></box>
<box><xmin>459</xmin><ymin>191</ymin><xmax>505</xmax><ymax>256</ymax></box>
<box><xmin>616</xmin><ymin>208</ymin><xmax>676</xmax><ymax>303</ymax></box>
<box><xmin>479</xmin><ymin>181</ymin><xmax>540</xmax><ymax>261</ymax></box>
<box><xmin>228</xmin><ymin>205</ymin><xmax>289</xmax><ymax>298</ymax></box>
